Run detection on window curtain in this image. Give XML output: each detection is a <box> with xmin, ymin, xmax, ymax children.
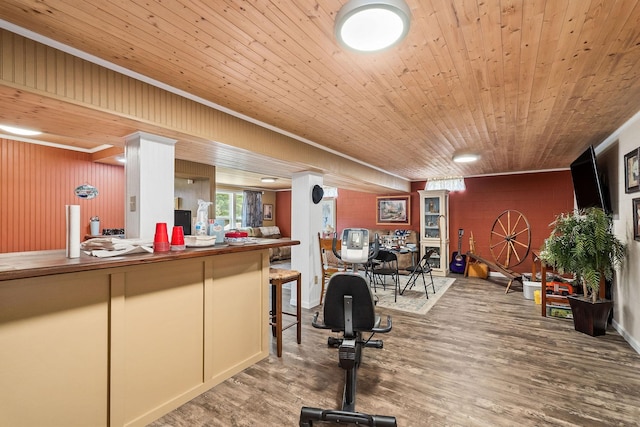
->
<box><xmin>242</xmin><ymin>190</ymin><xmax>263</xmax><ymax>227</ymax></box>
<box><xmin>425</xmin><ymin>176</ymin><xmax>466</xmax><ymax>192</ymax></box>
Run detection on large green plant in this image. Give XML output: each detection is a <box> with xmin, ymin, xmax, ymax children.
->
<box><xmin>540</xmin><ymin>207</ymin><xmax>626</xmax><ymax>303</ymax></box>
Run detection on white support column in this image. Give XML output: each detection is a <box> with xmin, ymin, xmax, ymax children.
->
<box><xmin>290</xmin><ymin>172</ymin><xmax>324</xmax><ymax>309</ymax></box>
<box><xmin>124</xmin><ymin>132</ymin><xmax>177</xmax><ymax>240</ymax></box>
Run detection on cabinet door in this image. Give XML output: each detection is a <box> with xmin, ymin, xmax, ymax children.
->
<box><xmin>422</xmin><ymin>196</ymin><xmax>443</xmax><ymax>239</ymax></box>
<box><xmin>421</xmin><ymin>241</ymin><xmax>450</xmax><ymax>276</ymax></box>
<box><xmin>422</xmin><ymin>243</ymin><xmax>442</xmax><ymax>270</ymax></box>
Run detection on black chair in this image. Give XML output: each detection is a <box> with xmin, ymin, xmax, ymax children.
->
<box><xmin>300</xmin><ymin>272</ymin><xmax>396</xmax><ymax>426</ymax></box>
<box><xmin>401</xmin><ymin>250</ymin><xmax>436</xmax><ymax>297</ymax></box>
<box><xmin>372</xmin><ymin>250</ymin><xmax>399</xmax><ymax>302</ymax></box>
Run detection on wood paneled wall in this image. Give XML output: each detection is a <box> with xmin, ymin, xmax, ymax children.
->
<box><xmin>1</xmin><ymin>136</ymin><xmax>573</xmax><ymax>266</ymax></box>
<box><xmin>448</xmin><ymin>171</ymin><xmax>574</xmax><ymax>274</ymax></box>
<box><xmin>275</xmin><ymin>191</ymin><xmax>291</xmax><ymax>237</ymax></box>
<box><xmin>0</xmin><ymin>29</ymin><xmax>409</xmax><ymax>193</ymax></box>
<box><xmin>276</xmin><ymin>172</ymin><xmax>574</xmax><ymax>274</ymax></box>
<box><xmin>0</xmin><ymin>138</ymin><xmax>124</xmax><ymax>253</ymax></box>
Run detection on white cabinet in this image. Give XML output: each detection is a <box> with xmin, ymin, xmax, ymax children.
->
<box><xmin>418</xmin><ymin>190</ymin><xmax>449</xmax><ymax>276</ymax></box>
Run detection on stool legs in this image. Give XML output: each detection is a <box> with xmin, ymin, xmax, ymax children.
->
<box><xmin>269</xmin><ymin>272</ymin><xmax>302</xmax><ymax>357</ymax></box>
<box><xmin>295</xmin><ymin>273</ymin><xmax>302</xmax><ymax>345</ymax></box>
<box><xmin>275</xmin><ymin>279</ymin><xmax>283</xmax><ymax>357</ymax></box>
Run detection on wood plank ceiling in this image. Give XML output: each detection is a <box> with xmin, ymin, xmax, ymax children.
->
<box><xmin>1</xmin><ymin>0</ymin><xmax>640</xmax><ymax>191</ymax></box>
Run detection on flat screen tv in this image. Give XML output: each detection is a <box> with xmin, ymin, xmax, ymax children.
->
<box><xmin>570</xmin><ymin>145</ymin><xmax>611</xmax><ymax>213</ymax></box>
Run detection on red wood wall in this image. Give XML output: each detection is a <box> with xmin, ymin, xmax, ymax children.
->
<box><xmin>449</xmin><ymin>171</ymin><xmax>574</xmax><ymax>273</ymax></box>
<box><xmin>276</xmin><ymin>190</ymin><xmax>292</xmax><ymax>237</ymax></box>
<box><xmin>1</xmin><ymin>136</ymin><xmax>573</xmax><ymax>271</ymax></box>
<box><xmin>0</xmin><ymin>138</ymin><xmax>125</xmax><ymax>253</ymax></box>
<box><xmin>274</xmin><ymin>171</ymin><xmax>574</xmax><ymax>274</ymax></box>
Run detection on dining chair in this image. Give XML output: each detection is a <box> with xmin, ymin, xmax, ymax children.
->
<box><xmin>372</xmin><ymin>249</ymin><xmax>400</xmax><ymax>302</ymax></box>
<box><xmin>401</xmin><ymin>250</ymin><xmax>435</xmax><ymax>298</ymax></box>
<box><xmin>318</xmin><ymin>233</ymin><xmax>346</xmax><ymax>304</ymax></box>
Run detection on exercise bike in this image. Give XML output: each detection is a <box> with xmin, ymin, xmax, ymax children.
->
<box><xmin>299</xmin><ymin>228</ymin><xmax>397</xmax><ymax>427</ymax></box>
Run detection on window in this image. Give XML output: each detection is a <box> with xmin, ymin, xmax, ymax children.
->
<box><xmin>215</xmin><ymin>191</ymin><xmax>244</xmax><ymax>229</ymax></box>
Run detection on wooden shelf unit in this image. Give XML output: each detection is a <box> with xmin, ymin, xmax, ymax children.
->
<box><xmin>533</xmin><ymin>251</ymin><xmax>577</xmax><ymax>318</ymax></box>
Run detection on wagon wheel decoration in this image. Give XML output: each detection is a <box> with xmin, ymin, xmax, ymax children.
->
<box><xmin>489</xmin><ymin>210</ymin><xmax>531</xmax><ymax>269</ymax></box>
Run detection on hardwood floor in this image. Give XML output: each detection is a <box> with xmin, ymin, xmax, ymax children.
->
<box><xmin>150</xmin><ymin>276</ymin><xmax>640</xmax><ymax>426</ymax></box>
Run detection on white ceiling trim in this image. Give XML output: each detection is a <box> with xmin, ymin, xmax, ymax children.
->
<box><xmin>0</xmin><ymin>133</ymin><xmax>112</xmax><ymax>153</ymax></box>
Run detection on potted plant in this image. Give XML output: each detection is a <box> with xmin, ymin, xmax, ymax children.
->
<box><xmin>540</xmin><ymin>207</ymin><xmax>626</xmax><ymax>336</ymax></box>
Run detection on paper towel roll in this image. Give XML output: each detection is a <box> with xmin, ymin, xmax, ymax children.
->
<box><xmin>66</xmin><ymin>205</ymin><xmax>81</xmax><ymax>258</ymax></box>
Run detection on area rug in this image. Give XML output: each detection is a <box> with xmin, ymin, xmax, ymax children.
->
<box><xmin>372</xmin><ymin>276</ymin><xmax>456</xmax><ymax>315</ymax></box>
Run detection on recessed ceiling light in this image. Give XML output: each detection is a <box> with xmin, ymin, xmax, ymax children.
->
<box><xmin>261</xmin><ymin>177</ymin><xmax>277</xmax><ymax>183</ymax></box>
<box><xmin>116</xmin><ymin>156</ymin><xmax>126</xmax><ymax>163</ymax></box>
<box><xmin>335</xmin><ymin>0</ymin><xmax>411</xmax><ymax>53</ymax></box>
<box><xmin>452</xmin><ymin>153</ymin><xmax>480</xmax><ymax>163</ymax></box>
<box><xmin>0</xmin><ymin>125</ymin><xmax>42</xmax><ymax>136</ymax></box>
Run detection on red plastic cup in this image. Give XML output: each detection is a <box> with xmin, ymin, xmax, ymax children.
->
<box><xmin>154</xmin><ymin>222</ymin><xmax>170</xmax><ymax>252</ymax></box>
<box><xmin>171</xmin><ymin>226</ymin><xmax>186</xmax><ymax>251</ymax></box>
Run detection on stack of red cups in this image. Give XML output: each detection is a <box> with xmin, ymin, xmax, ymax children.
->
<box><xmin>170</xmin><ymin>226</ymin><xmax>186</xmax><ymax>251</ymax></box>
<box><xmin>153</xmin><ymin>222</ymin><xmax>170</xmax><ymax>252</ymax></box>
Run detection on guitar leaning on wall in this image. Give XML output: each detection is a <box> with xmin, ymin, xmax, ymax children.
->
<box><xmin>449</xmin><ymin>228</ymin><xmax>467</xmax><ymax>274</ymax></box>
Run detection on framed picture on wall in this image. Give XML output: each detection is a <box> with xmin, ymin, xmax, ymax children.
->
<box><xmin>320</xmin><ymin>198</ymin><xmax>336</xmax><ymax>234</ymax></box>
<box><xmin>634</xmin><ymin>198</ymin><xmax>640</xmax><ymax>241</ymax></box>
<box><xmin>376</xmin><ymin>196</ymin><xmax>410</xmax><ymax>225</ymax></box>
<box><xmin>624</xmin><ymin>148</ymin><xmax>639</xmax><ymax>193</ymax></box>
<box><xmin>263</xmin><ymin>204</ymin><xmax>273</xmax><ymax>221</ymax></box>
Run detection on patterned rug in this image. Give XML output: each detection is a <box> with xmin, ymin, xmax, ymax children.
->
<box><xmin>372</xmin><ymin>275</ymin><xmax>456</xmax><ymax>315</ymax></box>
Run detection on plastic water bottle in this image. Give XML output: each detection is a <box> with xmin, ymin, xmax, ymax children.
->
<box><xmin>195</xmin><ymin>199</ymin><xmax>212</xmax><ymax>236</ymax></box>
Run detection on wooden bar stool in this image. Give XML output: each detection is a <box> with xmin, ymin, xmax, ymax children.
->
<box><xmin>269</xmin><ymin>268</ymin><xmax>302</xmax><ymax>357</ymax></box>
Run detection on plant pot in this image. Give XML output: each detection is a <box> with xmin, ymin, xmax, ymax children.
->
<box><xmin>567</xmin><ymin>295</ymin><xmax>613</xmax><ymax>337</ymax></box>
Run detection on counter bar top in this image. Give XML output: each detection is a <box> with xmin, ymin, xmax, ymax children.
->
<box><xmin>0</xmin><ymin>238</ymin><xmax>299</xmax><ymax>282</ymax></box>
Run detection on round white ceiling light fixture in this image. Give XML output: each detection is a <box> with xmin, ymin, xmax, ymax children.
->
<box><xmin>452</xmin><ymin>153</ymin><xmax>480</xmax><ymax>163</ymax></box>
<box><xmin>335</xmin><ymin>0</ymin><xmax>411</xmax><ymax>53</ymax></box>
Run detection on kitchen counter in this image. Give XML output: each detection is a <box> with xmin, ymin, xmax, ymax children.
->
<box><xmin>0</xmin><ymin>238</ymin><xmax>296</xmax><ymax>281</ymax></box>
<box><xmin>0</xmin><ymin>238</ymin><xmax>299</xmax><ymax>427</ymax></box>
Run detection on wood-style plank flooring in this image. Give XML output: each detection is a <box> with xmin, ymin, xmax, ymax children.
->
<box><xmin>150</xmin><ymin>275</ymin><xmax>640</xmax><ymax>426</ymax></box>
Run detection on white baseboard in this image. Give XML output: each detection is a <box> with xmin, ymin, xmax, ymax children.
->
<box><xmin>612</xmin><ymin>319</ymin><xmax>640</xmax><ymax>355</ymax></box>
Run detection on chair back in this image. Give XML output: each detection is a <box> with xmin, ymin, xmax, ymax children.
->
<box><xmin>419</xmin><ymin>250</ymin><xmax>435</xmax><ymax>271</ymax></box>
<box><xmin>374</xmin><ymin>250</ymin><xmax>398</xmax><ymax>273</ymax></box>
<box><xmin>323</xmin><ymin>273</ymin><xmax>376</xmax><ymax>333</ymax></box>
<box><xmin>375</xmin><ymin>249</ymin><xmax>397</xmax><ymax>263</ymax></box>
<box><xmin>318</xmin><ymin>233</ymin><xmax>342</xmax><ymax>270</ymax></box>
<box><xmin>405</xmin><ymin>250</ymin><xmax>434</xmax><ymax>275</ymax></box>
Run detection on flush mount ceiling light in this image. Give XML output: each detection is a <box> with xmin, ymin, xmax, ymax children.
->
<box><xmin>452</xmin><ymin>153</ymin><xmax>480</xmax><ymax>163</ymax></box>
<box><xmin>0</xmin><ymin>124</ymin><xmax>42</xmax><ymax>136</ymax></box>
<box><xmin>335</xmin><ymin>0</ymin><xmax>411</xmax><ymax>52</ymax></box>
<box><xmin>261</xmin><ymin>177</ymin><xmax>277</xmax><ymax>183</ymax></box>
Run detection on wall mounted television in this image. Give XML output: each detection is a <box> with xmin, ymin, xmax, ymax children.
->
<box><xmin>570</xmin><ymin>145</ymin><xmax>611</xmax><ymax>213</ymax></box>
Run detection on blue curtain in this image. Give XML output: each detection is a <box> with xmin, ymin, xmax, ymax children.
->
<box><xmin>242</xmin><ymin>190</ymin><xmax>263</xmax><ymax>227</ymax></box>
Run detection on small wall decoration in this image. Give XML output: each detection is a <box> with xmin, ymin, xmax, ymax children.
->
<box><xmin>74</xmin><ymin>183</ymin><xmax>99</xmax><ymax>199</ymax></box>
<box><xmin>376</xmin><ymin>195</ymin><xmax>410</xmax><ymax>225</ymax></box>
<box><xmin>624</xmin><ymin>148</ymin><xmax>639</xmax><ymax>193</ymax></box>
<box><xmin>634</xmin><ymin>198</ymin><xmax>640</xmax><ymax>241</ymax></box>
<box><xmin>263</xmin><ymin>204</ymin><xmax>273</xmax><ymax>221</ymax></box>
<box><xmin>320</xmin><ymin>198</ymin><xmax>336</xmax><ymax>234</ymax></box>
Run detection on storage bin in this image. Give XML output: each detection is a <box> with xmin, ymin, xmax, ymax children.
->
<box><xmin>546</xmin><ymin>305</ymin><xmax>573</xmax><ymax>319</ymax></box>
<box><xmin>523</xmin><ymin>280</ymin><xmax>541</xmax><ymax>300</ymax></box>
